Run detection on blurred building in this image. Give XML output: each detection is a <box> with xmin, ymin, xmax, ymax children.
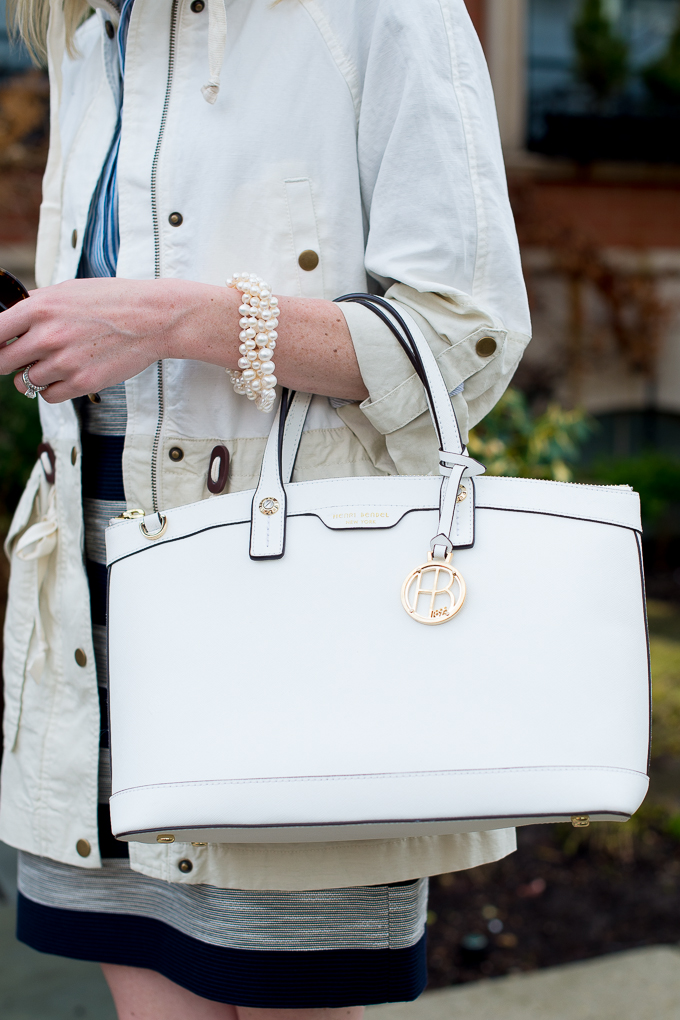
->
<box><xmin>0</xmin><ymin>0</ymin><xmax>32</xmax><ymax>77</ymax></box>
<box><xmin>467</xmin><ymin>0</ymin><xmax>680</xmax><ymax>460</ymax></box>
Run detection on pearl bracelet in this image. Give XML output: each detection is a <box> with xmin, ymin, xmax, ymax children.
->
<box><xmin>226</xmin><ymin>272</ymin><xmax>278</xmax><ymax>413</ymax></box>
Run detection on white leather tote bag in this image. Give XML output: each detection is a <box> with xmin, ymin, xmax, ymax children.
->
<box><xmin>105</xmin><ymin>297</ymin><xmax>650</xmax><ymax>846</ymax></box>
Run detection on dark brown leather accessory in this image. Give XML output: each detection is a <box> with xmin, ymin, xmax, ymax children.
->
<box><xmin>207</xmin><ymin>445</ymin><xmax>229</xmax><ymax>494</ymax></box>
<box><xmin>0</xmin><ymin>267</ymin><xmax>29</xmax><ymax>310</ymax></box>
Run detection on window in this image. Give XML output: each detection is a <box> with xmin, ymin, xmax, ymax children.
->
<box><xmin>528</xmin><ymin>0</ymin><xmax>680</xmax><ymax>161</ymax></box>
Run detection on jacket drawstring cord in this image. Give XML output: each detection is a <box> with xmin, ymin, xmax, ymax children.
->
<box><xmin>201</xmin><ymin>0</ymin><xmax>227</xmax><ymax>104</ymax></box>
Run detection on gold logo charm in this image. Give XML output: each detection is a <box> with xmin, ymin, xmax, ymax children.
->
<box><xmin>401</xmin><ymin>553</ymin><xmax>466</xmax><ymax>626</ymax></box>
<box><xmin>259</xmin><ymin>497</ymin><xmax>280</xmax><ymax>515</ymax></box>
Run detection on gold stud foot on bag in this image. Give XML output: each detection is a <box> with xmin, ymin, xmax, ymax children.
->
<box><xmin>571</xmin><ymin>815</ymin><xmax>591</xmax><ymax>828</ymax></box>
<box><xmin>401</xmin><ymin>552</ymin><xmax>466</xmax><ymax>626</ymax></box>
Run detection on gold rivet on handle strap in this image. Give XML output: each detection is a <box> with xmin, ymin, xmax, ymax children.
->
<box><xmin>259</xmin><ymin>497</ymin><xmax>280</xmax><ymax>515</ymax></box>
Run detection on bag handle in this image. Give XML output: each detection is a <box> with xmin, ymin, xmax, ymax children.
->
<box><xmin>336</xmin><ymin>295</ymin><xmax>465</xmax><ymax>462</ymax></box>
<box><xmin>249</xmin><ymin>389</ymin><xmax>313</xmax><ymax>559</ymax></box>
<box><xmin>249</xmin><ymin>295</ymin><xmax>484</xmax><ymax>561</ymax></box>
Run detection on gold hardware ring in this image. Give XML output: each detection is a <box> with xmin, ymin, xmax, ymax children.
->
<box><xmin>140</xmin><ymin>515</ymin><xmax>169</xmax><ymax>541</ymax></box>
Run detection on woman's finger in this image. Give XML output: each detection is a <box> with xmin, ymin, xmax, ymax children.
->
<box><xmin>0</xmin><ymin>338</ymin><xmax>44</xmax><ymax>376</ymax></box>
<box><xmin>0</xmin><ymin>319</ymin><xmax>60</xmax><ymax>376</ymax></box>
<box><xmin>13</xmin><ymin>368</ymin><xmax>37</xmax><ymax>398</ymax></box>
<box><xmin>13</xmin><ymin>355</ymin><xmax>63</xmax><ymax>396</ymax></box>
<box><xmin>0</xmin><ymin>297</ymin><xmax>34</xmax><ymax>345</ymax></box>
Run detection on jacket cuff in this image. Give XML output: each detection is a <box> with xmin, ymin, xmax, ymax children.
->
<box><xmin>338</xmin><ymin>297</ymin><xmax>511</xmax><ymax>437</ymax></box>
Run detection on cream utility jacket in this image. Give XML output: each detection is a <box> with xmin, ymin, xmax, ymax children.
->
<box><xmin>1</xmin><ymin>0</ymin><xmax>531</xmax><ymax>889</ymax></box>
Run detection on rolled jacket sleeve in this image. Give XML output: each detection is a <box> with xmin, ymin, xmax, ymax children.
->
<box><xmin>334</xmin><ymin>0</ymin><xmax>531</xmax><ymax>475</ymax></box>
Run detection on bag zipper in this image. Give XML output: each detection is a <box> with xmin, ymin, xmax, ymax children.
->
<box><xmin>149</xmin><ymin>0</ymin><xmax>180</xmax><ymax>513</ymax></box>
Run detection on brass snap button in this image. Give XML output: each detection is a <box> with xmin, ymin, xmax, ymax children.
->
<box><xmin>71</xmin><ymin>446</ymin><xmax>78</xmax><ymax>465</ymax></box>
<box><xmin>476</xmin><ymin>336</ymin><xmax>497</xmax><ymax>358</ymax></box>
<box><xmin>156</xmin><ymin>834</ymin><xmax>175</xmax><ymax>844</ymax></box>
<box><xmin>71</xmin><ymin>229</ymin><xmax>78</xmax><ymax>249</ymax></box>
<box><xmin>191</xmin><ymin>0</ymin><xmax>205</xmax><ymax>10</ymax></box>
<box><xmin>178</xmin><ymin>859</ymin><xmax>193</xmax><ymax>873</ymax></box>
<box><xmin>298</xmin><ymin>249</ymin><xmax>319</xmax><ymax>272</ymax></box>
<box><xmin>168</xmin><ymin>212</ymin><xmax>183</xmax><ymax>227</ymax></box>
<box><xmin>169</xmin><ymin>446</ymin><xmax>184</xmax><ymax>462</ymax></box>
<box><xmin>74</xmin><ymin>648</ymin><xmax>87</xmax><ymax>668</ymax></box>
<box><xmin>76</xmin><ymin>839</ymin><xmax>91</xmax><ymax>858</ymax></box>
<box><xmin>105</xmin><ymin>20</ymin><xmax>115</xmax><ymax>38</ymax></box>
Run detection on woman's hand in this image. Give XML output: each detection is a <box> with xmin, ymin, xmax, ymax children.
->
<box><xmin>0</xmin><ymin>277</ymin><xmax>236</xmax><ymax>403</ymax></box>
<box><xmin>0</xmin><ymin>276</ymin><xmax>367</xmax><ymax>403</ymax></box>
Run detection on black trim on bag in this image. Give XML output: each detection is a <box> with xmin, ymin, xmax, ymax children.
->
<box><xmin>106</xmin><ymin>503</ymin><xmax>643</xmax><ymax>570</ymax></box>
<box><xmin>114</xmin><ymin>810</ymin><xmax>634</xmax><ymax>840</ymax></box>
<box><xmin>636</xmin><ymin>530</ymin><xmax>653</xmax><ymax>774</ymax></box>
<box><xmin>106</xmin><ymin>507</ymin><xmax>438</xmax><ymax>568</ymax></box>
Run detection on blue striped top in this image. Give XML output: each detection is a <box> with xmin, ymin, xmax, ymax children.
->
<box><xmin>78</xmin><ymin>0</ymin><xmax>135</xmax><ymax>279</ymax></box>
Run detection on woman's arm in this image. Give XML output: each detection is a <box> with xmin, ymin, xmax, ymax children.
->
<box><xmin>0</xmin><ymin>277</ymin><xmax>369</xmax><ymax>403</ymax></box>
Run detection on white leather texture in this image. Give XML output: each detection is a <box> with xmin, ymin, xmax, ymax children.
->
<box><xmin>112</xmin><ymin>766</ymin><xmax>649</xmax><ymax>843</ymax></box>
<box><xmin>281</xmin><ymin>393</ymin><xmax>314</xmax><ymax>484</ymax></box>
<box><xmin>249</xmin><ymin>402</ymin><xmax>287</xmax><ymax>560</ymax></box>
<box><xmin>106</xmin><ymin>475</ymin><xmax>642</xmax><ymax>563</ymax></box>
<box><xmin>106</xmin><ymin>475</ymin><xmax>650</xmax><ymax>843</ymax></box>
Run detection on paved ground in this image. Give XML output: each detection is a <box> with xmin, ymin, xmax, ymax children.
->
<box><xmin>0</xmin><ymin>843</ymin><xmax>117</xmax><ymax>1020</ymax></box>
<box><xmin>369</xmin><ymin>947</ymin><xmax>680</xmax><ymax>1020</ymax></box>
<box><xmin>2</xmin><ymin>841</ymin><xmax>680</xmax><ymax>1019</ymax></box>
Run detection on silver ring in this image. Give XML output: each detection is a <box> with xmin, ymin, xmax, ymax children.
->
<box><xmin>22</xmin><ymin>363</ymin><xmax>49</xmax><ymax>400</ymax></box>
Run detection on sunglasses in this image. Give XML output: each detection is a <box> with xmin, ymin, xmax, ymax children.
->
<box><xmin>0</xmin><ymin>267</ymin><xmax>29</xmax><ymax>311</ymax></box>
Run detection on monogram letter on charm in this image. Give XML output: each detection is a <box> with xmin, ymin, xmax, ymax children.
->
<box><xmin>401</xmin><ymin>554</ymin><xmax>466</xmax><ymax>626</ymax></box>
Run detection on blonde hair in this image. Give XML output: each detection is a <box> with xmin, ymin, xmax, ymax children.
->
<box><xmin>9</xmin><ymin>0</ymin><xmax>287</xmax><ymax>64</ymax></box>
<box><xmin>8</xmin><ymin>0</ymin><xmax>95</xmax><ymax>63</ymax></box>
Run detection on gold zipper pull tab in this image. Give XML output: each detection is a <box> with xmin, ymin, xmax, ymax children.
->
<box><xmin>113</xmin><ymin>509</ymin><xmax>146</xmax><ymax>521</ymax></box>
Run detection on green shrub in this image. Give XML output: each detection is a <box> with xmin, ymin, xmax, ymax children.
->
<box><xmin>585</xmin><ymin>452</ymin><xmax>680</xmax><ymax>531</ymax></box>
<box><xmin>468</xmin><ymin>388</ymin><xmax>594</xmax><ymax>482</ymax></box>
<box><xmin>643</xmin><ymin>13</ymin><xmax>680</xmax><ymax>106</ymax></box>
<box><xmin>573</xmin><ymin>0</ymin><xmax>629</xmax><ymax>101</ymax></box>
<box><xmin>651</xmin><ymin>634</ymin><xmax>680</xmax><ymax>760</ymax></box>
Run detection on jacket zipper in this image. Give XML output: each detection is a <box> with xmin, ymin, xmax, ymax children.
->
<box><xmin>149</xmin><ymin>0</ymin><xmax>180</xmax><ymax>513</ymax></box>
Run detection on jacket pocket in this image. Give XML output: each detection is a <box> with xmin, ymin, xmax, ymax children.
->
<box><xmin>284</xmin><ymin>178</ymin><xmax>325</xmax><ymax>299</ymax></box>
<box><xmin>3</xmin><ymin>462</ymin><xmax>57</xmax><ymax>751</ymax></box>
